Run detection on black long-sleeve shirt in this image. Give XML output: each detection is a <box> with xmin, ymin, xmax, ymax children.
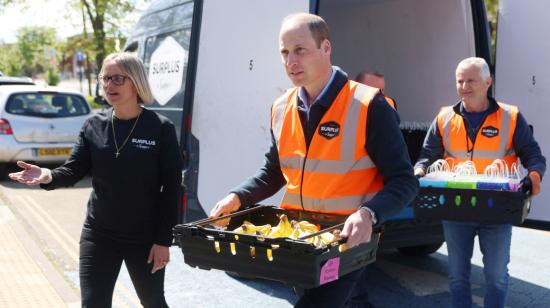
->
<box><xmin>41</xmin><ymin>108</ymin><xmax>183</xmax><ymax>246</ymax></box>
<box><xmin>231</xmin><ymin>68</ymin><xmax>418</xmax><ymax>225</ymax></box>
<box><xmin>415</xmin><ymin>98</ymin><xmax>546</xmax><ymax>178</ymax></box>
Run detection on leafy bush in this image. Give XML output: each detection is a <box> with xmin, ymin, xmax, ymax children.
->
<box><xmin>46</xmin><ymin>67</ymin><xmax>60</xmax><ymax>86</ymax></box>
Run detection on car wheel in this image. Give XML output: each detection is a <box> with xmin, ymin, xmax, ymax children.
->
<box><xmin>397</xmin><ymin>242</ymin><xmax>444</xmax><ymax>256</ymax></box>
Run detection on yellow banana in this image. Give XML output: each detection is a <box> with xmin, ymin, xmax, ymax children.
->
<box><xmin>256</xmin><ymin>224</ymin><xmax>272</xmax><ymax>236</ymax></box>
<box><xmin>268</xmin><ymin>214</ymin><xmax>293</xmax><ymax>238</ymax></box>
<box><xmin>231</xmin><ymin>216</ymin><xmax>333</xmax><ymax>246</ymax></box>
<box><xmin>320</xmin><ymin>231</ymin><xmax>336</xmax><ymax>245</ymax></box>
<box><xmin>297</xmin><ymin>220</ymin><xmax>319</xmax><ymax>233</ymax></box>
<box><xmin>289</xmin><ymin>227</ymin><xmax>301</xmax><ymax>239</ymax></box>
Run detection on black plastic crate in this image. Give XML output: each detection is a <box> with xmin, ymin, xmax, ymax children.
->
<box><xmin>413</xmin><ymin>187</ymin><xmax>531</xmax><ymax>225</ymax></box>
<box><xmin>173</xmin><ymin>205</ymin><xmax>379</xmax><ymax>288</ymax></box>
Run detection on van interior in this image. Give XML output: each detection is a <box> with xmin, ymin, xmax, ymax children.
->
<box><xmin>319</xmin><ymin>0</ymin><xmax>476</xmax><ymax>124</ymax></box>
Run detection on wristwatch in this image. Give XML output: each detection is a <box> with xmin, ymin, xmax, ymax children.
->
<box><xmin>359</xmin><ymin>206</ymin><xmax>378</xmax><ymax>225</ymax></box>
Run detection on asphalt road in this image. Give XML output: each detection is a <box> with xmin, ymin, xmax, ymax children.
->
<box><xmin>1</xmin><ymin>176</ymin><xmax>549</xmax><ymax>307</ymax></box>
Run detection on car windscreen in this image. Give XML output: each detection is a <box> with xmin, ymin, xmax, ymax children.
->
<box><xmin>5</xmin><ymin>93</ymin><xmax>90</xmax><ymax>118</ymax></box>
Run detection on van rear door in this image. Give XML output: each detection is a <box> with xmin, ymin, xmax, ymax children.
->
<box><xmin>495</xmin><ymin>0</ymin><xmax>550</xmax><ymax>228</ymax></box>
<box><xmin>186</xmin><ymin>0</ymin><xmax>309</xmax><ymax>220</ymax></box>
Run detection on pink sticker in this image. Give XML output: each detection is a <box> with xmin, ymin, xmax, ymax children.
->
<box><xmin>319</xmin><ymin>257</ymin><xmax>340</xmax><ymax>285</ymax></box>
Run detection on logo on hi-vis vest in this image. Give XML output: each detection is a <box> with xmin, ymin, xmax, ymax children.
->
<box><xmin>481</xmin><ymin>126</ymin><xmax>499</xmax><ymax>138</ymax></box>
<box><xmin>318</xmin><ymin>121</ymin><xmax>340</xmax><ymax>140</ymax></box>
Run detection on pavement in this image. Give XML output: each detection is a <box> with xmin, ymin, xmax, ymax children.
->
<box><xmin>0</xmin><ymin>178</ymin><xmax>144</xmax><ymax>308</ymax></box>
<box><xmin>0</xmin><ymin>202</ymin><xmax>79</xmax><ymax>307</ymax></box>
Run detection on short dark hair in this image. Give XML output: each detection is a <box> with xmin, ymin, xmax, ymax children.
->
<box><xmin>355</xmin><ymin>70</ymin><xmax>384</xmax><ymax>82</ymax></box>
<box><xmin>283</xmin><ymin>13</ymin><xmax>330</xmax><ymax>48</ymax></box>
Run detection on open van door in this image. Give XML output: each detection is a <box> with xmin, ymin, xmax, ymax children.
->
<box><xmin>185</xmin><ymin>0</ymin><xmax>309</xmax><ymax>221</ymax></box>
<box><xmin>495</xmin><ymin>0</ymin><xmax>550</xmax><ymax>229</ymax></box>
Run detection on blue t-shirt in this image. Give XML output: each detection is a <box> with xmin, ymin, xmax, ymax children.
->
<box><xmin>462</xmin><ymin>109</ymin><xmax>490</xmax><ymax>142</ymax></box>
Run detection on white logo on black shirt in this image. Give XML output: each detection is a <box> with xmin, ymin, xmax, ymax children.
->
<box><xmin>132</xmin><ymin>138</ymin><xmax>156</xmax><ymax>149</ymax></box>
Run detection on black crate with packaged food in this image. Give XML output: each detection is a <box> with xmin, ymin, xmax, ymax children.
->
<box><xmin>413</xmin><ymin>159</ymin><xmax>532</xmax><ymax>225</ymax></box>
<box><xmin>173</xmin><ymin>205</ymin><xmax>379</xmax><ymax>288</ymax></box>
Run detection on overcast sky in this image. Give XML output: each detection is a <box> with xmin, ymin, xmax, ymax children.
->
<box><xmin>0</xmin><ymin>0</ymin><xmax>147</xmax><ymax>44</ymax></box>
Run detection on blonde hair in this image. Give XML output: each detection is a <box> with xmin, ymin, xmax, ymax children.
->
<box><xmin>99</xmin><ymin>52</ymin><xmax>154</xmax><ymax>104</ymax></box>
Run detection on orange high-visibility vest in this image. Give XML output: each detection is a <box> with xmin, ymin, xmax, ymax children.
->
<box><xmin>271</xmin><ymin>81</ymin><xmax>384</xmax><ymax>215</ymax></box>
<box><xmin>385</xmin><ymin>96</ymin><xmax>396</xmax><ymax>110</ymax></box>
<box><xmin>437</xmin><ymin>102</ymin><xmax>519</xmax><ymax>173</ymax></box>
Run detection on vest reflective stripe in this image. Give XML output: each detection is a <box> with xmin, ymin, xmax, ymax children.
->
<box><xmin>271</xmin><ymin>89</ymin><xmax>294</xmax><ymax>148</ymax></box>
<box><xmin>444</xmin><ymin>149</ymin><xmax>516</xmax><ymax>159</ymax></box>
<box><xmin>272</xmin><ymin>81</ymin><xmax>383</xmax><ymax>214</ymax></box>
<box><xmin>437</xmin><ymin>102</ymin><xmax>518</xmax><ymax>173</ymax></box>
<box><xmin>282</xmin><ymin>192</ymin><xmax>377</xmax><ymax>214</ymax></box>
<box><xmin>279</xmin><ymin>155</ymin><xmax>375</xmax><ymax>173</ymax></box>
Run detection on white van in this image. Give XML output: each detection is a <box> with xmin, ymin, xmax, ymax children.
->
<box><xmin>121</xmin><ymin>0</ymin><xmax>550</xmax><ymax>254</ymax></box>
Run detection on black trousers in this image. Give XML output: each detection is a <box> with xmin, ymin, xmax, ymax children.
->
<box><xmin>79</xmin><ymin>229</ymin><xmax>169</xmax><ymax>308</ymax></box>
<box><xmin>294</xmin><ymin>267</ymin><xmax>366</xmax><ymax>308</ymax></box>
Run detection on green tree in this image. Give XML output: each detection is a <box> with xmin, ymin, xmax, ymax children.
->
<box><xmin>0</xmin><ymin>43</ymin><xmax>23</xmax><ymax>76</ymax></box>
<box><xmin>0</xmin><ymin>0</ymin><xmax>21</xmax><ymax>8</ymax></box>
<box><xmin>79</xmin><ymin>0</ymin><xmax>137</xmax><ymax>71</ymax></box>
<box><xmin>485</xmin><ymin>0</ymin><xmax>499</xmax><ymax>61</ymax></box>
<box><xmin>16</xmin><ymin>26</ymin><xmax>57</xmax><ymax>77</ymax></box>
<box><xmin>2</xmin><ymin>0</ymin><xmax>143</xmax><ymax>73</ymax></box>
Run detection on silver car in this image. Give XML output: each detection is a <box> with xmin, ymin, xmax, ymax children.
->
<box><xmin>0</xmin><ymin>85</ymin><xmax>91</xmax><ymax>176</ymax></box>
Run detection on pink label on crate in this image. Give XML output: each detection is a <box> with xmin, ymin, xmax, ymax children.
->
<box><xmin>319</xmin><ymin>257</ymin><xmax>340</xmax><ymax>285</ymax></box>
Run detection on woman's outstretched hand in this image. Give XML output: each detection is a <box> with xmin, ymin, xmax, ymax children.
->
<box><xmin>9</xmin><ymin>161</ymin><xmax>52</xmax><ymax>186</ymax></box>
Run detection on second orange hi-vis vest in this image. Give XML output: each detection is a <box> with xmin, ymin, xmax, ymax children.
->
<box><xmin>437</xmin><ymin>102</ymin><xmax>519</xmax><ymax>173</ymax></box>
<box><xmin>271</xmin><ymin>81</ymin><xmax>384</xmax><ymax>215</ymax></box>
<box><xmin>385</xmin><ymin>96</ymin><xmax>396</xmax><ymax>110</ymax></box>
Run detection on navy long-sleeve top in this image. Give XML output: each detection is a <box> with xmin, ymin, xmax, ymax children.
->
<box><xmin>415</xmin><ymin>98</ymin><xmax>546</xmax><ymax>178</ymax></box>
<box><xmin>231</xmin><ymin>68</ymin><xmax>418</xmax><ymax>225</ymax></box>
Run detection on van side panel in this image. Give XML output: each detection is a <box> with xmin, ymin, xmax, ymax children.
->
<box><xmin>495</xmin><ymin>0</ymin><xmax>550</xmax><ymax>225</ymax></box>
<box><xmin>319</xmin><ymin>0</ymin><xmax>476</xmax><ymax>123</ymax></box>
<box><xmin>191</xmin><ymin>0</ymin><xmax>309</xmax><ymax>213</ymax></box>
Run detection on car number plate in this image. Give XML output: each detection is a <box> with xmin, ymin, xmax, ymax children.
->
<box><xmin>36</xmin><ymin>148</ymin><xmax>72</xmax><ymax>156</ymax></box>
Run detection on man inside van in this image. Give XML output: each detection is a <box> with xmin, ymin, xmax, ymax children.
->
<box><xmin>414</xmin><ymin>57</ymin><xmax>546</xmax><ymax>308</ymax></box>
<box><xmin>211</xmin><ymin>13</ymin><xmax>418</xmax><ymax>307</ymax></box>
<box><xmin>355</xmin><ymin>70</ymin><xmax>397</xmax><ymax>110</ymax></box>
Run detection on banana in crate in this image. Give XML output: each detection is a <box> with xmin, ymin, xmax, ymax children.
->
<box><xmin>232</xmin><ymin>214</ymin><xmax>340</xmax><ymax>248</ymax></box>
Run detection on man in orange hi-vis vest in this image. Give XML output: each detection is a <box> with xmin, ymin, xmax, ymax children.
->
<box><xmin>355</xmin><ymin>70</ymin><xmax>397</xmax><ymax>110</ymax></box>
<box><xmin>210</xmin><ymin>13</ymin><xmax>418</xmax><ymax>307</ymax></box>
<box><xmin>414</xmin><ymin>57</ymin><xmax>546</xmax><ymax>308</ymax></box>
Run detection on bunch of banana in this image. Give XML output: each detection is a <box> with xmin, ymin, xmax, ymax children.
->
<box><xmin>304</xmin><ymin>230</ymin><xmax>340</xmax><ymax>248</ymax></box>
<box><xmin>267</xmin><ymin>214</ymin><xmax>293</xmax><ymax>238</ymax></box>
<box><xmin>232</xmin><ymin>220</ymin><xmax>271</xmax><ymax>236</ymax></box>
<box><xmin>231</xmin><ymin>215</ymin><xmax>299</xmax><ymax>238</ymax></box>
<box><xmin>230</xmin><ymin>215</ymin><xmax>341</xmax><ymax>248</ymax></box>
<box><xmin>288</xmin><ymin>220</ymin><xmax>318</xmax><ymax>239</ymax></box>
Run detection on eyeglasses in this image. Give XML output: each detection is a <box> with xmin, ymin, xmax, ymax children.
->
<box><xmin>99</xmin><ymin>74</ymin><xmax>129</xmax><ymax>86</ymax></box>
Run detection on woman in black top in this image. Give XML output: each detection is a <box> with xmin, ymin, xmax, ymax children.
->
<box><xmin>9</xmin><ymin>52</ymin><xmax>183</xmax><ymax>307</ymax></box>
